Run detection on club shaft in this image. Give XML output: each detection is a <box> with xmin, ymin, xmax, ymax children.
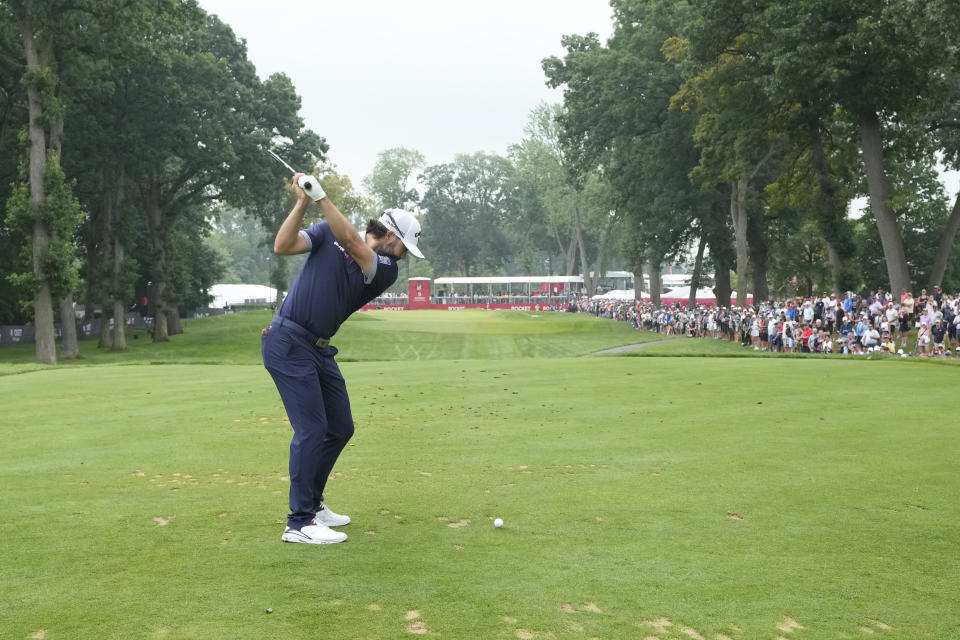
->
<box><xmin>267</xmin><ymin>150</ymin><xmax>298</xmax><ymax>175</ymax></box>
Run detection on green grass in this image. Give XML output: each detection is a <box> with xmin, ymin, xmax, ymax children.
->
<box><xmin>1</xmin><ymin>311</ymin><xmax>958</xmax><ymax>639</ymax></box>
<box><xmin>0</xmin><ymin>309</ymin><xmax>658</xmax><ymax>370</ymax></box>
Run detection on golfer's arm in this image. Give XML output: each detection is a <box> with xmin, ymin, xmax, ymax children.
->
<box><xmin>274</xmin><ymin>198</ymin><xmax>309</xmax><ymax>255</ymax></box>
<box><xmin>318</xmin><ymin>197</ymin><xmax>375</xmax><ymax>277</ymax></box>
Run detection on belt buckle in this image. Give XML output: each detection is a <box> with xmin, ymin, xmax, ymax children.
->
<box><xmin>315</xmin><ymin>337</ymin><xmax>329</xmax><ymax>348</ymax></box>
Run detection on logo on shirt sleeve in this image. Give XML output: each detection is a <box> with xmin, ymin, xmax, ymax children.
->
<box><xmin>378</xmin><ymin>255</ymin><xmax>392</xmax><ymax>265</ymax></box>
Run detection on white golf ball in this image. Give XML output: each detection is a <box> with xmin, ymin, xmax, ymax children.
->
<box><xmin>494</xmin><ymin>518</ymin><xmax>503</xmax><ymax>528</ymax></box>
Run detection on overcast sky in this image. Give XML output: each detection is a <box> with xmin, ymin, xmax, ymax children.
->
<box><xmin>198</xmin><ymin>0</ymin><xmax>613</xmax><ymax>186</ymax></box>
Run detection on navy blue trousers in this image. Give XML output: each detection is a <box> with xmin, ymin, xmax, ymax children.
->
<box><xmin>262</xmin><ymin>323</ymin><xmax>354</xmax><ymax>529</ymax></box>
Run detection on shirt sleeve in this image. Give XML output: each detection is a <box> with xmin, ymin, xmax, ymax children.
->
<box><xmin>301</xmin><ymin>222</ymin><xmax>328</xmax><ymax>253</ymax></box>
<box><xmin>366</xmin><ymin>254</ymin><xmax>399</xmax><ymax>295</ymax></box>
<box><xmin>363</xmin><ymin>252</ymin><xmax>378</xmax><ymax>285</ymax></box>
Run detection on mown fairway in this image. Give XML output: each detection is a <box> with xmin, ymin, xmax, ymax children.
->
<box><xmin>1</xmin><ymin>311</ymin><xmax>957</xmax><ymax>639</ymax></box>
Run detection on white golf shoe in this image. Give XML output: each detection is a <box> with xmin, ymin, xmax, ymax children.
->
<box><xmin>312</xmin><ymin>503</ymin><xmax>350</xmax><ymax>527</ymax></box>
<box><xmin>281</xmin><ymin>522</ymin><xmax>347</xmax><ymax>545</ymax></box>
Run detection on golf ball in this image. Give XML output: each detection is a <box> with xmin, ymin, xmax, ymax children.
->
<box><xmin>494</xmin><ymin>518</ymin><xmax>503</xmax><ymax>528</ymax></box>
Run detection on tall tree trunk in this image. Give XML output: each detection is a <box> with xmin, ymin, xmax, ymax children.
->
<box><xmin>109</xmin><ymin>166</ymin><xmax>128</xmax><ymax>350</ymax></box>
<box><xmin>633</xmin><ymin>271</ymin><xmax>645</xmax><ymax>302</ymax></box>
<box><xmin>929</xmin><ymin>192</ymin><xmax>960</xmax><ymax>288</ymax></box>
<box><xmin>110</xmin><ymin>238</ymin><xmax>128</xmax><ymax>350</ymax></box>
<box><xmin>859</xmin><ymin>109</ymin><xmax>911</xmax><ymax>294</ymax></box>
<box><xmin>687</xmin><ymin>233</ymin><xmax>707</xmax><ymax>309</ymax></box>
<box><xmin>145</xmin><ymin>183</ymin><xmax>169</xmax><ymax>342</ymax></box>
<box><xmin>564</xmin><ymin>232</ymin><xmax>577</xmax><ymax>277</ymax></box>
<box><xmin>112</xmin><ymin>299</ymin><xmax>127</xmax><ymax>351</ymax></box>
<box><xmin>574</xmin><ymin>206</ymin><xmax>616</xmax><ymax>298</ymax></box>
<box><xmin>826</xmin><ymin>244</ymin><xmax>844</xmax><ymax>295</ymax></box>
<box><xmin>18</xmin><ymin>4</ymin><xmax>56</xmax><ymax>364</ymax></box>
<box><xmin>747</xmin><ymin>209</ymin><xmax>769</xmax><ymax>303</ymax></box>
<box><xmin>807</xmin><ymin>116</ymin><xmax>854</xmax><ymax>295</ymax></box>
<box><xmin>648</xmin><ymin>262</ymin><xmax>663</xmax><ymax>306</ymax></box>
<box><xmin>98</xmin><ymin>313</ymin><xmax>111</xmax><ymax>348</ymax></box>
<box><xmin>712</xmin><ymin>250</ymin><xmax>733</xmax><ymax>309</ymax></box>
<box><xmin>575</xmin><ymin>221</ymin><xmax>597</xmax><ymax>296</ymax></box>
<box><xmin>58</xmin><ymin>297</ymin><xmax>78</xmax><ymax>358</ymax></box>
<box><xmin>730</xmin><ymin>177</ymin><xmax>750</xmax><ymax>310</ymax></box>
<box><xmin>167</xmin><ymin>310</ymin><xmax>182</xmax><ymax>335</ymax></box>
<box><xmin>269</xmin><ymin>254</ymin><xmax>287</xmax><ymax>309</ymax></box>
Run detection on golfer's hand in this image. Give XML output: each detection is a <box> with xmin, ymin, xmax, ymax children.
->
<box><xmin>293</xmin><ymin>172</ymin><xmax>326</xmax><ymax>202</ymax></box>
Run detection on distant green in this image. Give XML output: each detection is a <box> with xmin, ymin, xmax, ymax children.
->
<box><xmin>1</xmin><ymin>311</ymin><xmax>957</xmax><ymax>639</ymax></box>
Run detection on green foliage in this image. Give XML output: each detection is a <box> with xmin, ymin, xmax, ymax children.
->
<box><xmin>419</xmin><ymin>152</ymin><xmax>517</xmax><ymax>277</ymax></box>
<box><xmin>363</xmin><ymin>147</ymin><xmax>425</xmax><ymax>212</ymax></box>
<box><xmin>205</xmin><ymin>207</ymin><xmax>273</xmax><ymax>285</ymax></box>
<box><xmin>4</xmin><ymin>156</ymin><xmax>83</xmax><ymax>306</ymax></box>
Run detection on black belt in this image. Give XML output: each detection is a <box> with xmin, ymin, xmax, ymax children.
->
<box><xmin>274</xmin><ymin>317</ymin><xmax>330</xmax><ymax>348</ymax></box>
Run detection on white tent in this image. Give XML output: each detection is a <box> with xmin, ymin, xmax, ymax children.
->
<box><xmin>209</xmin><ymin>283</ymin><xmax>278</xmax><ymax>308</ymax></box>
<box><xmin>660</xmin><ymin>286</ymin><xmax>717</xmax><ymax>301</ymax></box>
<box><xmin>592</xmin><ymin>289</ymin><xmax>648</xmax><ymax>301</ymax></box>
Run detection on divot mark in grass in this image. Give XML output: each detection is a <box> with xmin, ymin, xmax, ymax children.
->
<box><xmin>515</xmin><ymin>630</ymin><xmax>534</xmax><ymax>639</ymax></box>
<box><xmin>30</xmin><ymin>630</ymin><xmax>47</xmax><ymax>639</ymax></box>
<box><xmin>405</xmin><ymin>610</ymin><xmax>420</xmax><ymax>621</ymax></box>
<box><xmin>583</xmin><ymin>603</ymin><xmax>602</xmax><ymax>613</ymax></box>
<box><xmin>131</xmin><ymin>470</ymin><xmax>145</xmax><ymax>477</ymax></box>
<box><xmin>448</xmin><ymin>519</ymin><xmax>471</xmax><ymax>528</ymax></box>
<box><xmin>908</xmin><ymin>504</ymin><xmax>926</xmax><ymax>510</ymax></box>
<box><xmin>561</xmin><ymin>603</ymin><xmax>575</xmax><ymax>613</ymax></box>
<box><xmin>380</xmin><ymin>508</ymin><xmax>390</xmax><ymax>515</ymax></box>
<box><xmin>643</xmin><ymin>618</ymin><xmax>673</xmax><ymax>633</ymax></box>
<box><xmin>454</xmin><ymin>544</ymin><xmax>464</xmax><ymax>550</ymax></box>
<box><xmin>365</xmin><ymin>531</ymin><xmax>377</xmax><ymax>535</ymax></box>
<box><xmin>680</xmin><ymin>626</ymin><xmax>704</xmax><ymax>639</ymax></box>
<box><xmin>870</xmin><ymin>620</ymin><xmax>892</xmax><ymax>630</ymax></box>
<box><xmin>503</xmin><ymin>616</ymin><xmax>518</xmax><ymax>624</ymax></box>
<box><xmin>418</xmin><ymin>471</ymin><xmax>432</xmax><ymax>476</ymax></box>
<box><xmin>859</xmin><ymin>628</ymin><xmax>875</xmax><ymax>634</ymax></box>
<box><xmin>153</xmin><ymin>516</ymin><xmax>170</xmax><ymax>526</ymax></box>
<box><xmin>436</xmin><ymin>516</ymin><xmax>449</xmax><ymax>521</ymax></box>
<box><xmin>407</xmin><ymin>621</ymin><xmax>427</xmax><ymax>635</ymax></box>
<box><xmin>367</xmin><ymin>604</ymin><xmax>381</xmax><ymax>611</ymax></box>
<box><xmin>727</xmin><ymin>513</ymin><xmax>744</xmax><ymax>520</ymax></box>
<box><xmin>776</xmin><ymin>617</ymin><xmax>805</xmax><ymax>633</ymax></box>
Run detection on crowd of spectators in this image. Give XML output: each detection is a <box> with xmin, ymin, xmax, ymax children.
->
<box><xmin>571</xmin><ymin>286</ymin><xmax>960</xmax><ymax>358</ymax></box>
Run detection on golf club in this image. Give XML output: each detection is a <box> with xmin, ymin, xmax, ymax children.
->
<box><xmin>265</xmin><ymin>149</ymin><xmax>323</xmax><ymax>200</ymax></box>
<box><xmin>267</xmin><ymin>149</ymin><xmax>297</xmax><ymax>175</ymax></box>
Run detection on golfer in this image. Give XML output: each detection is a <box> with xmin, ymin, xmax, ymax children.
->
<box><xmin>262</xmin><ymin>173</ymin><xmax>423</xmax><ymax>544</ymax></box>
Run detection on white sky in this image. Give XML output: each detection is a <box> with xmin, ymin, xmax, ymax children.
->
<box><xmin>198</xmin><ymin>0</ymin><xmax>613</xmax><ymax>187</ymax></box>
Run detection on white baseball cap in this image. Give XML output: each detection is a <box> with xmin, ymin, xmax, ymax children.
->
<box><xmin>379</xmin><ymin>208</ymin><xmax>424</xmax><ymax>258</ymax></box>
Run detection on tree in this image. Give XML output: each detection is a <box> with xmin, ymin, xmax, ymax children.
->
<box><xmin>117</xmin><ymin>9</ymin><xmax>324</xmax><ymax>341</ymax></box>
<box><xmin>684</xmin><ymin>0</ymin><xmax>960</xmax><ymax>295</ymax></box>
<box><xmin>0</xmin><ymin>5</ymin><xmax>29</xmax><ymax>325</ymax></box>
<box><xmin>7</xmin><ymin>0</ymin><xmax>93</xmax><ymax>363</ymax></box>
<box><xmin>510</xmin><ymin>103</ymin><xmax>617</xmax><ymax>285</ymax></box>
<box><xmin>206</xmin><ymin>207</ymin><xmax>273</xmax><ymax>285</ymax></box>
<box><xmin>363</xmin><ymin>147</ymin><xmax>425</xmax><ymax>212</ymax></box>
<box><xmin>543</xmin><ymin>0</ymin><xmax>722</xmax><ymax>299</ymax></box>
<box><xmin>420</xmin><ymin>152</ymin><xmax>516</xmax><ymax>277</ymax></box>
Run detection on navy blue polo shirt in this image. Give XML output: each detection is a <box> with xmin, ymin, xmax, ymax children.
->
<box><xmin>277</xmin><ymin>221</ymin><xmax>398</xmax><ymax>340</ymax></box>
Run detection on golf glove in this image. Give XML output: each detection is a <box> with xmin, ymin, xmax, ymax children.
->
<box><xmin>298</xmin><ymin>175</ymin><xmax>326</xmax><ymax>201</ymax></box>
